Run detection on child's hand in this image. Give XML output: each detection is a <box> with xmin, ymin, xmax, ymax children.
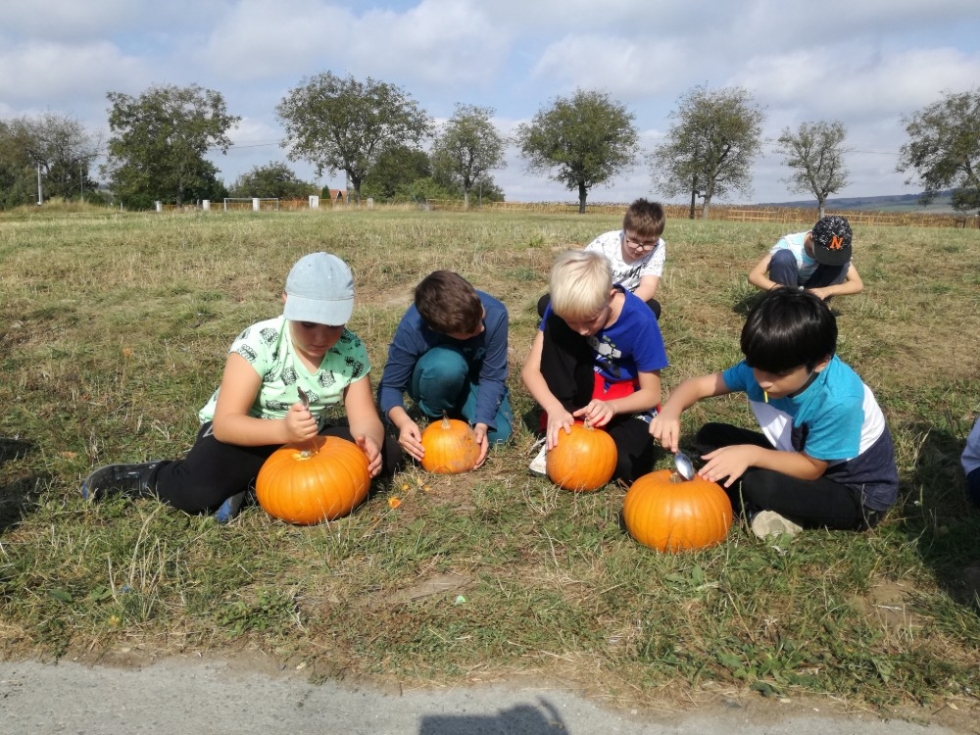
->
<box><xmin>286</xmin><ymin>401</ymin><xmax>318</xmax><ymax>443</ymax></box>
<box><xmin>396</xmin><ymin>420</ymin><xmax>425</xmax><ymax>463</ymax></box>
<box><xmin>472</xmin><ymin>423</ymin><xmax>490</xmax><ymax>469</ymax></box>
<box><xmin>356</xmin><ymin>435</ymin><xmax>383</xmax><ymax>478</ymax></box>
<box><xmin>649</xmin><ymin>413</ymin><xmax>681</xmax><ymax>453</ymax></box>
<box><xmin>546</xmin><ymin>410</ymin><xmax>575</xmax><ymax>450</ymax></box>
<box><xmin>573</xmin><ymin>400</ymin><xmax>615</xmax><ymax>428</ymax></box>
<box><xmin>698</xmin><ymin>445</ymin><xmax>757</xmax><ymax>487</ymax></box>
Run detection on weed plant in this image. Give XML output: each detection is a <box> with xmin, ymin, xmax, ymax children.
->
<box><xmin>0</xmin><ymin>203</ymin><xmax>978</xmax><ymax>715</ymax></box>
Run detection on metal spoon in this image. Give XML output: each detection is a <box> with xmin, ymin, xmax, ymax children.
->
<box><xmin>673</xmin><ymin>451</ymin><xmax>695</xmax><ymax>481</ymax></box>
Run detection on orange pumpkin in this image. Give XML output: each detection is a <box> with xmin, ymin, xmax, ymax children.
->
<box><xmin>420</xmin><ymin>415</ymin><xmax>481</xmax><ymax>474</ymax></box>
<box><xmin>546</xmin><ymin>422</ymin><xmax>617</xmax><ymax>492</ymax></box>
<box><xmin>256</xmin><ymin>436</ymin><xmax>370</xmax><ymax>525</ymax></box>
<box><xmin>622</xmin><ymin>469</ymin><xmax>733</xmax><ymax>552</ymax></box>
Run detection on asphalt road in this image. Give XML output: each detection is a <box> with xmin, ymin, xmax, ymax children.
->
<box><xmin>0</xmin><ymin>657</ymin><xmax>969</xmax><ymax>735</ymax></box>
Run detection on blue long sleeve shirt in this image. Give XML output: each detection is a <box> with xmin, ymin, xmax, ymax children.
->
<box><xmin>377</xmin><ymin>291</ymin><xmax>509</xmax><ymax>430</ymax></box>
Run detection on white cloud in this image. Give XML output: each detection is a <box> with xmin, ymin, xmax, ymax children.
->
<box><xmin>2</xmin><ymin>0</ymin><xmax>979</xmax><ymax>202</ymax></box>
<box><xmin>530</xmin><ymin>34</ymin><xmax>681</xmax><ymax>99</ymax></box>
<box><xmin>0</xmin><ymin>40</ymin><xmax>150</xmax><ymax>109</ymax></box>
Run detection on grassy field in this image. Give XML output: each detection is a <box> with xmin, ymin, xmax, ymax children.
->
<box><xmin>1</xmin><ymin>204</ymin><xmax>978</xmax><ymax>720</ymax></box>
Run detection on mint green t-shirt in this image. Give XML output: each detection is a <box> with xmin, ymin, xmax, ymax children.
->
<box><xmin>198</xmin><ymin>314</ymin><xmax>370</xmax><ymax>428</ymax></box>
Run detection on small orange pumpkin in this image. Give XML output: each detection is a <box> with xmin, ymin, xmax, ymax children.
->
<box><xmin>546</xmin><ymin>422</ymin><xmax>618</xmax><ymax>492</ymax></box>
<box><xmin>420</xmin><ymin>415</ymin><xmax>481</xmax><ymax>474</ymax></box>
<box><xmin>256</xmin><ymin>436</ymin><xmax>370</xmax><ymax>525</ymax></box>
<box><xmin>622</xmin><ymin>468</ymin><xmax>733</xmax><ymax>552</ymax></box>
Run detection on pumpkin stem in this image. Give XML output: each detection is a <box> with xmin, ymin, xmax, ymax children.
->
<box><xmin>441</xmin><ymin>412</ymin><xmax>452</xmax><ymax>429</ymax></box>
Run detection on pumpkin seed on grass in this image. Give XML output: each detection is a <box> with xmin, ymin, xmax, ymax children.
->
<box><xmin>0</xmin><ymin>204</ymin><xmax>978</xmax><ymax>723</ymax></box>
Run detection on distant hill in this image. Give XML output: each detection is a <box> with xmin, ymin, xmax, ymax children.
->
<box><xmin>761</xmin><ymin>190</ymin><xmax>957</xmax><ymax>213</ymax></box>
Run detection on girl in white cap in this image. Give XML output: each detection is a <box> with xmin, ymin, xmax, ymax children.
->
<box><xmin>82</xmin><ymin>252</ymin><xmax>400</xmax><ymax>520</ymax></box>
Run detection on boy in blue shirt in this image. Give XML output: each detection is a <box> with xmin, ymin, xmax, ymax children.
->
<box><xmin>650</xmin><ymin>287</ymin><xmax>897</xmax><ymax>536</ymax></box>
<box><xmin>523</xmin><ymin>250</ymin><xmax>668</xmax><ymax>484</ymax></box>
<box><xmin>378</xmin><ymin>270</ymin><xmax>513</xmax><ymax>468</ymax></box>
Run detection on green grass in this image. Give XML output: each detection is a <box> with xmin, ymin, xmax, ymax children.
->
<box><xmin>1</xmin><ymin>203</ymin><xmax>979</xmax><ymax>717</ymax></box>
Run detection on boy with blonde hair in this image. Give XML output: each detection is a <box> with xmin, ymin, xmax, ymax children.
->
<box><xmin>523</xmin><ymin>250</ymin><xmax>668</xmax><ymax>483</ymax></box>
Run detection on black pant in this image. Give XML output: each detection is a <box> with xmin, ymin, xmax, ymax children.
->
<box><xmin>696</xmin><ymin>422</ymin><xmax>881</xmax><ymax>530</ymax></box>
<box><xmin>539</xmin><ymin>311</ymin><xmax>657</xmax><ymax>484</ymax></box>
<box><xmin>150</xmin><ymin>422</ymin><xmax>402</xmax><ymax>514</ymax></box>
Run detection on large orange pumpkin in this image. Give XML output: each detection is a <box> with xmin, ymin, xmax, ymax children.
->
<box><xmin>546</xmin><ymin>422</ymin><xmax>617</xmax><ymax>492</ymax></box>
<box><xmin>622</xmin><ymin>469</ymin><xmax>733</xmax><ymax>552</ymax></box>
<box><xmin>256</xmin><ymin>436</ymin><xmax>370</xmax><ymax>525</ymax></box>
<box><xmin>420</xmin><ymin>415</ymin><xmax>481</xmax><ymax>474</ymax></box>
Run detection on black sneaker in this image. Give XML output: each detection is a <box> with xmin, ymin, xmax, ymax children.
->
<box><xmin>81</xmin><ymin>461</ymin><xmax>164</xmax><ymax>501</ymax></box>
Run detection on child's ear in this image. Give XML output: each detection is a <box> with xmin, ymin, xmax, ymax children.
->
<box><xmin>282</xmin><ymin>292</ymin><xmax>287</xmax><ymax>306</ymax></box>
<box><xmin>813</xmin><ymin>355</ymin><xmax>832</xmax><ymax>373</ymax></box>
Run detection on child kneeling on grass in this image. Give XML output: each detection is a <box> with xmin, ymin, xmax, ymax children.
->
<box><xmin>522</xmin><ymin>250</ymin><xmax>668</xmax><ymax>484</ymax></box>
<box><xmin>377</xmin><ymin>270</ymin><xmax>513</xmax><ymax>469</ymax></box>
<box><xmin>82</xmin><ymin>252</ymin><xmax>402</xmax><ymax>521</ymax></box>
<box><xmin>650</xmin><ymin>287</ymin><xmax>897</xmax><ymax>537</ymax></box>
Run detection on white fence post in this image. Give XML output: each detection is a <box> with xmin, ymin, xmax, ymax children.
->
<box><xmin>309</xmin><ymin>195</ymin><xmax>320</xmax><ymax>209</ymax></box>
<box><xmin>202</xmin><ymin>200</ymin><xmax>210</xmax><ymax>211</ymax></box>
<box><xmin>155</xmin><ymin>201</ymin><xmax>162</xmax><ymax>212</ymax></box>
<box><xmin>252</xmin><ymin>198</ymin><xmax>260</xmax><ymax>211</ymax></box>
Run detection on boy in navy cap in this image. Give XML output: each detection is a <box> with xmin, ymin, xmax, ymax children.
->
<box><xmin>748</xmin><ymin>215</ymin><xmax>863</xmax><ymax>301</ymax></box>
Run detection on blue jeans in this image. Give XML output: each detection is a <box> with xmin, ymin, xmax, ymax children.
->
<box><xmin>409</xmin><ymin>346</ymin><xmax>513</xmax><ymax>444</ymax></box>
<box><xmin>967</xmin><ymin>468</ymin><xmax>980</xmax><ymax>508</ymax></box>
<box><xmin>770</xmin><ymin>249</ymin><xmax>847</xmax><ymax>290</ymax></box>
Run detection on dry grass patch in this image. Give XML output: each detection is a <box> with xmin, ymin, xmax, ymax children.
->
<box><xmin>0</xmin><ymin>206</ymin><xmax>978</xmax><ymax>723</ymax></box>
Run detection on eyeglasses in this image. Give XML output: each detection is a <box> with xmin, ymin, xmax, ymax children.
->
<box><xmin>624</xmin><ymin>235</ymin><xmax>659</xmax><ymax>252</ymax></box>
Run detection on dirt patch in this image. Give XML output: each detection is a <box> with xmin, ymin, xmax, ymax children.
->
<box><xmin>850</xmin><ymin>580</ymin><xmax>930</xmax><ymax>631</ymax></box>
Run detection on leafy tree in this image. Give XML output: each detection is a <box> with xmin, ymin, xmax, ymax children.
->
<box><xmin>0</xmin><ymin>114</ymin><xmax>101</xmax><ymax>205</ymax></box>
<box><xmin>516</xmin><ymin>89</ymin><xmax>638</xmax><ymax>214</ymax></box>
<box><xmin>228</xmin><ymin>162</ymin><xmax>314</xmax><ymax>199</ymax></box>
<box><xmin>103</xmin><ymin>84</ymin><xmax>239</xmax><ymax>208</ymax></box>
<box><xmin>361</xmin><ymin>145</ymin><xmax>432</xmax><ymax>202</ymax></box>
<box><xmin>897</xmin><ymin>87</ymin><xmax>980</xmax><ymax>215</ymax></box>
<box><xmin>431</xmin><ymin>104</ymin><xmax>506</xmax><ymax>208</ymax></box>
<box><xmin>276</xmin><ymin>72</ymin><xmax>432</xmax><ymax>203</ymax></box>
<box><xmin>650</xmin><ymin>86</ymin><xmax>764</xmax><ymax>219</ymax></box>
<box><xmin>776</xmin><ymin>121</ymin><xmax>849</xmax><ymax>219</ymax></box>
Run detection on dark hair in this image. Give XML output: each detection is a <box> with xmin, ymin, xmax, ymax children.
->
<box><xmin>414</xmin><ymin>270</ymin><xmax>483</xmax><ymax>334</ymax></box>
<box><xmin>622</xmin><ymin>199</ymin><xmax>666</xmax><ymax>238</ymax></box>
<box><xmin>740</xmin><ymin>288</ymin><xmax>837</xmax><ymax>373</ymax></box>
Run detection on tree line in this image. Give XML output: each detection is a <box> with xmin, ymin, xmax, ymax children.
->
<box><xmin>2</xmin><ymin>74</ymin><xmax>978</xmax><ymax>217</ymax></box>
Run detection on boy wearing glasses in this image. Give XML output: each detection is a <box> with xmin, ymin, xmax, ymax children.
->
<box><xmin>536</xmin><ymin>198</ymin><xmax>667</xmax><ymax>319</ymax></box>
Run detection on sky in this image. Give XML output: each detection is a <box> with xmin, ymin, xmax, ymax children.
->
<box><xmin>2</xmin><ymin>0</ymin><xmax>979</xmax><ymax>205</ymax></box>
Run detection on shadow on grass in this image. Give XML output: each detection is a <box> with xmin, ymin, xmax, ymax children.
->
<box><xmin>0</xmin><ymin>436</ymin><xmax>39</xmax><ymax>536</ymax></box>
<box><xmin>903</xmin><ymin>422</ymin><xmax>980</xmax><ymax>611</ymax></box>
<box><xmin>418</xmin><ymin>699</ymin><xmax>565</xmax><ymax>735</ymax></box>
<box><xmin>731</xmin><ymin>291</ymin><xmax>764</xmax><ymax>317</ymax></box>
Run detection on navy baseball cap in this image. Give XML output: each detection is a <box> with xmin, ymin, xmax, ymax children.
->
<box><xmin>811</xmin><ymin>216</ymin><xmax>853</xmax><ymax>267</ymax></box>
